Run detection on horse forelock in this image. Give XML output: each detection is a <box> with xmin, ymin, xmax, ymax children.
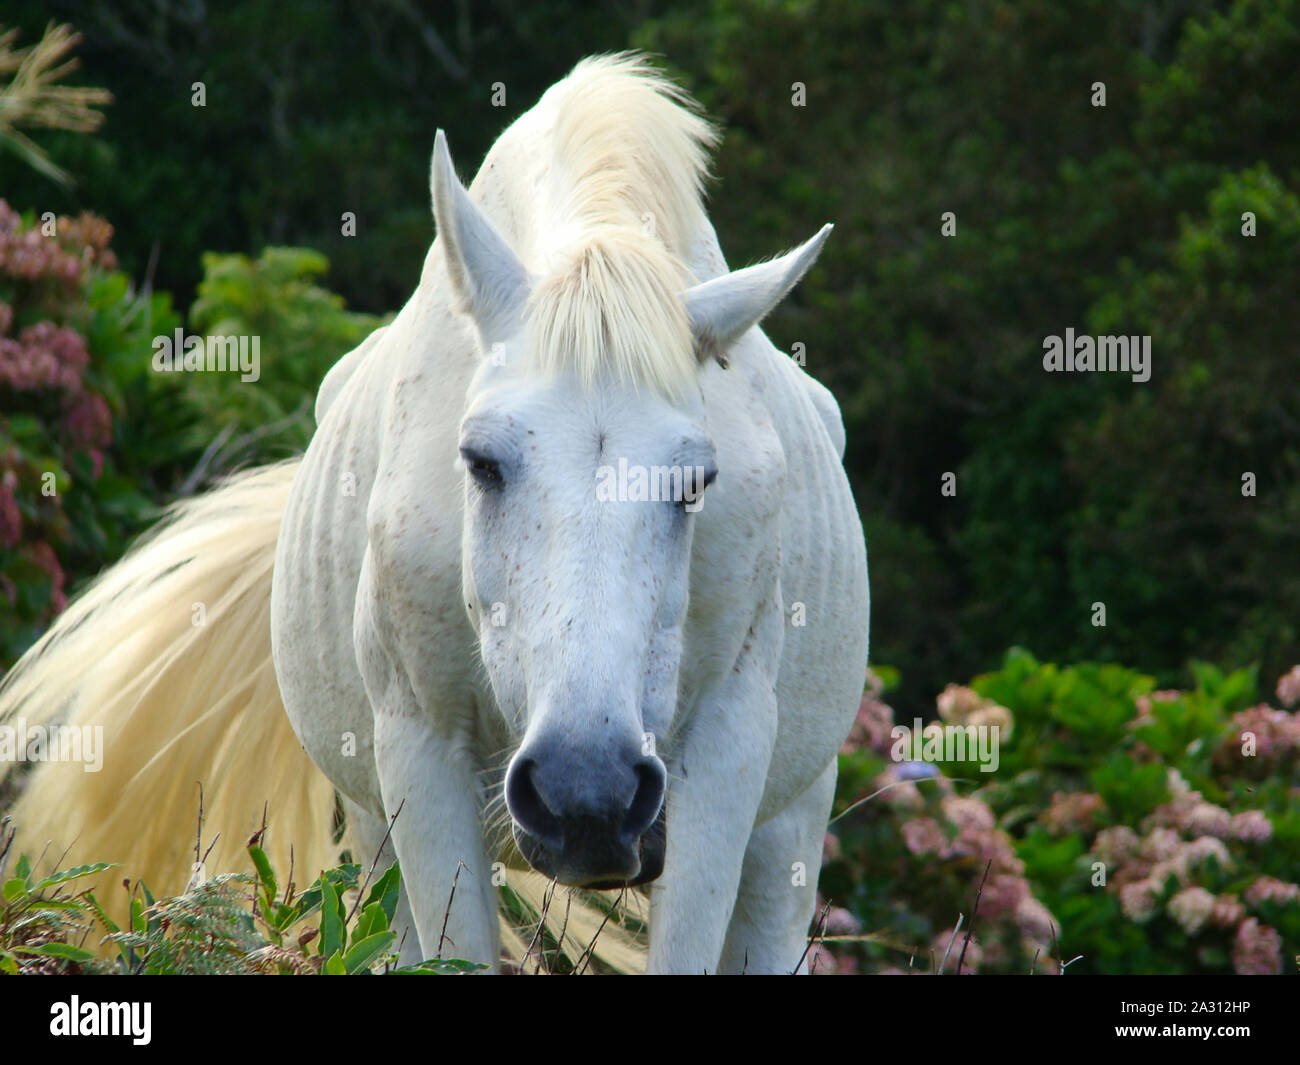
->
<box><xmin>527</xmin><ymin>232</ymin><xmax>695</xmax><ymax>402</ymax></box>
<box><xmin>521</xmin><ymin>53</ymin><xmax>718</xmax><ymax>402</ymax></box>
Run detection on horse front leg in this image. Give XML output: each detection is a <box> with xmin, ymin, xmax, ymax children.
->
<box><xmin>647</xmin><ymin>609</ymin><xmax>781</xmax><ymax>974</ymax></box>
<box><xmin>341</xmin><ymin>796</ymin><xmax>423</xmax><ymax>967</ymax></box>
<box><xmin>370</xmin><ymin>694</ymin><xmax>499</xmax><ymax>971</ymax></box>
<box><xmin>717</xmin><ymin>759</ymin><xmax>837</xmax><ymax>973</ymax></box>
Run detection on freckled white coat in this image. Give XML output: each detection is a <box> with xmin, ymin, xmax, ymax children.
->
<box><xmin>269</xmin><ymin>57</ymin><xmax>868</xmax><ymax>973</ymax></box>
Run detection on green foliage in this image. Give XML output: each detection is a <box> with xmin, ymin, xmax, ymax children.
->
<box><xmin>0</xmin><ymin>213</ymin><xmax>383</xmax><ymax>669</ymax></box>
<box><xmin>638</xmin><ymin>0</ymin><xmax>1300</xmax><ymax>712</ymax></box>
<box><xmin>0</xmin><ymin>2</ymin><xmax>647</xmax><ymax>310</ymax></box>
<box><xmin>0</xmin><ymin>833</ymin><xmax>484</xmax><ymax>975</ymax></box>
<box><xmin>4</xmin><ymin>1</ymin><xmax>1295</xmax><ymax>712</ymax></box>
<box><xmin>180</xmin><ymin>246</ymin><xmax>388</xmax><ymax>475</ymax></box>
<box><xmin>825</xmin><ymin>653</ymin><xmax>1300</xmax><ymax>974</ymax></box>
<box><xmin>0</xmin><ymin>201</ymin><xmax>187</xmax><ymax>667</ymax></box>
<box><xmin>0</xmin><ymin>849</ymin><xmax>116</xmax><ymax>974</ymax></box>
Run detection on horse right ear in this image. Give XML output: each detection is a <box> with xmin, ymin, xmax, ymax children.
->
<box><xmin>431</xmin><ymin>130</ymin><xmax>531</xmax><ymax>348</ymax></box>
<box><xmin>684</xmin><ymin>224</ymin><xmax>832</xmax><ymax>368</ymax></box>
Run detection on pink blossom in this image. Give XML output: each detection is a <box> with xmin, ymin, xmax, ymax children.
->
<box><xmin>936</xmin><ymin>683</ymin><xmax>984</xmax><ymax>722</ymax></box>
<box><xmin>977</xmin><ymin>873</ymin><xmax>1028</xmax><ymax>920</ymax></box>
<box><xmin>1210</xmin><ymin>894</ymin><xmax>1244</xmax><ymax>928</ymax></box>
<box><xmin>1230</xmin><ymin>810</ymin><xmax>1272</xmax><ymax>843</ymax></box>
<box><xmin>1219</xmin><ymin>705</ymin><xmax>1300</xmax><ymax>767</ymax></box>
<box><xmin>1093</xmin><ymin>826</ymin><xmax>1140</xmax><ymax>866</ymax></box>
<box><xmin>1276</xmin><ymin>665</ymin><xmax>1300</xmax><ymax>708</ymax></box>
<box><xmin>1186</xmin><ymin>802</ymin><xmax>1232</xmax><ymax>839</ymax></box>
<box><xmin>929</xmin><ymin>930</ymin><xmax>982</xmax><ymax>973</ymax></box>
<box><xmin>1041</xmin><ymin>791</ymin><xmax>1104</xmax><ymax>835</ymax></box>
<box><xmin>1139</xmin><ymin>827</ymin><xmax>1182</xmax><ymax>863</ymax></box>
<box><xmin>1232</xmin><ymin>918</ymin><xmax>1282</xmax><ymax>975</ymax></box>
<box><xmin>824</xmin><ymin>906</ymin><xmax>862</xmax><ymax>936</ymax></box>
<box><xmin>1243</xmin><ymin>877</ymin><xmax>1300</xmax><ymax>908</ymax></box>
<box><xmin>1015</xmin><ymin>895</ymin><xmax>1057</xmax><ymax>943</ymax></box>
<box><xmin>1120</xmin><ymin>879</ymin><xmax>1160</xmax><ymax>922</ymax></box>
<box><xmin>821</xmin><ymin>831</ymin><xmax>841</xmax><ymax>864</ymax></box>
<box><xmin>1169</xmin><ymin>886</ymin><xmax>1215</xmax><ymax>934</ymax></box>
<box><xmin>1184</xmin><ymin>836</ymin><xmax>1232</xmax><ymax>873</ymax></box>
<box><xmin>841</xmin><ymin>693</ymin><xmax>894</xmax><ymax>755</ymax></box>
<box><xmin>941</xmin><ymin>795</ymin><xmax>995</xmax><ymax>833</ymax></box>
<box><xmin>900</xmin><ymin>817</ymin><xmax>946</xmax><ymax>856</ymax></box>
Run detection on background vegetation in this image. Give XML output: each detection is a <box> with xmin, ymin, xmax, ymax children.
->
<box><xmin>5</xmin><ymin>0</ymin><xmax>1296</xmax><ymax>713</ymax></box>
<box><xmin>0</xmin><ymin>0</ymin><xmax>1297</xmax><ymax>974</ymax></box>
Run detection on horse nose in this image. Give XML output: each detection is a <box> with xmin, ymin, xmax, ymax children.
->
<box><xmin>505</xmin><ymin>744</ymin><xmax>666</xmax><ymax>848</ymax></box>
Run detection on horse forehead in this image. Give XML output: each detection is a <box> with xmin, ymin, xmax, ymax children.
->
<box><xmin>467</xmin><ymin>376</ymin><xmax>706</xmax><ymax>449</ymax></box>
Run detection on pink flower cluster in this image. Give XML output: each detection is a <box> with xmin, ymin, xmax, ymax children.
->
<box><xmin>1243</xmin><ymin>876</ymin><xmax>1300</xmax><ymax>907</ymax></box>
<box><xmin>1214</xmin><ymin>702</ymin><xmax>1300</xmax><ymax>773</ymax></box>
<box><xmin>0</xmin><ymin>320</ymin><xmax>91</xmax><ymax>393</ymax></box>
<box><xmin>1232</xmin><ymin>918</ymin><xmax>1283</xmax><ymax>976</ymax></box>
<box><xmin>936</xmin><ymin>683</ymin><xmax>1014</xmax><ymax>735</ymax></box>
<box><xmin>807</xmin><ymin>892</ymin><xmax>864</xmax><ymax>974</ymax></box>
<box><xmin>840</xmin><ymin>691</ymin><xmax>896</xmax><ymax>757</ymax></box>
<box><xmin>1276</xmin><ymin>665</ymin><xmax>1300</xmax><ymax>708</ymax></box>
<box><xmin>0</xmin><ymin>200</ymin><xmax>117</xmax><ymax>284</ymax></box>
<box><xmin>895</xmin><ymin>792</ymin><xmax>1058</xmax><ymax>971</ymax></box>
<box><xmin>1041</xmin><ymin>790</ymin><xmax>1105</xmax><ymax>835</ymax></box>
<box><xmin>0</xmin><ymin>200</ymin><xmax>120</xmax><ymax>619</ymax></box>
<box><xmin>1094</xmin><ymin>768</ymin><xmax>1295</xmax><ymax>973</ymax></box>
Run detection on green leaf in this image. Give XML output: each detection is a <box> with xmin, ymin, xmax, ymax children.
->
<box><xmin>323</xmin><ymin>951</ymin><xmax>346</xmax><ymax>975</ymax></box>
<box><xmin>319</xmin><ymin>877</ymin><xmax>345</xmax><ymax>958</ymax></box>
<box><xmin>15</xmin><ymin>942</ymin><xmax>96</xmax><ymax>964</ymax></box>
<box><xmin>0</xmin><ymin>952</ymin><xmax>17</xmax><ymax>975</ymax></box>
<box><xmin>343</xmin><ymin>930</ymin><xmax>396</xmax><ymax>974</ymax></box>
<box><xmin>130</xmin><ymin>896</ymin><xmax>146</xmax><ymax>935</ymax></box>
<box><xmin>390</xmin><ymin>958</ymin><xmax>489</xmax><ymax>975</ymax></box>
<box><xmin>248</xmin><ymin>845</ymin><xmax>277</xmax><ymax>906</ymax></box>
<box><xmin>25</xmin><ymin>899</ymin><xmax>85</xmax><ymax>913</ymax></box>
<box><xmin>14</xmin><ymin>855</ymin><xmax>31</xmax><ymax>884</ymax></box>
<box><xmin>84</xmin><ymin>891</ymin><xmax>120</xmax><ymax>934</ymax></box>
<box><xmin>353</xmin><ymin>901</ymin><xmax>388</xmax><ymax>943</ymax></box>
<box><xmin>2</xmin><ymin>878</ymin><xmax>28</xmax><ymax>903</ymax></box>
<box><xmin>363</xmin><ymin>863</ymin><xmax>401</xmax><ymax>925</ymax></box>
<box><xmin>30</xmin><ymin>862</ymin><xmax>117</xmax><ymax>893</ymax></box>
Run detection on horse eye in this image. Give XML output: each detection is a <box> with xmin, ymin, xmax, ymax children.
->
<box><xmin>676</xmin><ymin>466</ymin><xmax>717</xmax><ymax>510</ymax></box>
<box><xmin>460</xmin><ymin>448</ymin><xmax>503</xmax><ymax>488</ymax></box>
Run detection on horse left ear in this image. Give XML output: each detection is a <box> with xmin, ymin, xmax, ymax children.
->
<box><xmin>431</xmin><ymin>129</ymin><xmax>531</xmax><ymax>348</ymax></box>
<box><xmin>684</xmin><ymin>224</ymin><xmax>832</xmax><ymax>368</ymax></box>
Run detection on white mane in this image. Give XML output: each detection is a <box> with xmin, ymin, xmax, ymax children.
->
<box><xmin>521</xmin><ymin>54</ymin><xmax>718</xmax><ymax>400</ymax></box>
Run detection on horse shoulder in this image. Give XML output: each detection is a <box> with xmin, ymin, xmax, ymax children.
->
<box><xmin>315</xmin><ymin>324</ymin><xmax>390</xmax><ymax>425</ymax></box>
<box><xmin>798</xmin><ymin>370</ymin><xmax>847</xmax><ymax>460</ymax></box>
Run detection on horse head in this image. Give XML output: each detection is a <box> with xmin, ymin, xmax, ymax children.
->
<box><xmin>432</xmin><ymin>128</ymin><xmax>829</xmax><ymax>889</ymax></box>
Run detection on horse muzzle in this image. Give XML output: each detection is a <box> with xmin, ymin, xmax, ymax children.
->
<box><xmin>512</xmin><ymin>807</ymin><xmax>666</xmax><ymax>888</ymax></box>
<box><xmin>505</xmin><ymin>742</ymin><xmax>667</xmax><ymax>888</ymax></box>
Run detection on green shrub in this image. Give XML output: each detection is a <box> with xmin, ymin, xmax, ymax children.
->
<box><xmin>0</xmin><ymin>831</ymin><xmax>481</xmax><ymax>975</ymax></box>
<box><xmin>0</xmin><ymin>201</ymin><xmax>185</xmax><ymax>667</ymax></box>
<box><xmin>180</xmin><ymin>246</ymin><xmax>389</xmax><ymax>477</ymax></box>
<box><xmin>822</xmin><ymin>654</ymin><xmax>1300</xmax><ymax>974</ymax></box>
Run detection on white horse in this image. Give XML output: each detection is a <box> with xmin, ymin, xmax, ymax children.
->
<box><xmin>0</xmin><ymin>55</ymin><xmax>867</xmax><ymax>974</ymax></box>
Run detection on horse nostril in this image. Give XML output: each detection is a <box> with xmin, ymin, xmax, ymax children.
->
<box><xmin>620</xmin><ymin>758</ymin><xmax>666</xmax><ymax>842</ymax></box>
<box><xmin>505</xmin><ymin>757</ymin><xmax>564</xmax><ymax>850</ymax></box>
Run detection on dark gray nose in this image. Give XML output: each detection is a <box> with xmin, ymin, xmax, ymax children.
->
<box><xmin>505</xmin><ymin>740</ymin><xmax>666</xmax><ymax>886</ymax></box>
